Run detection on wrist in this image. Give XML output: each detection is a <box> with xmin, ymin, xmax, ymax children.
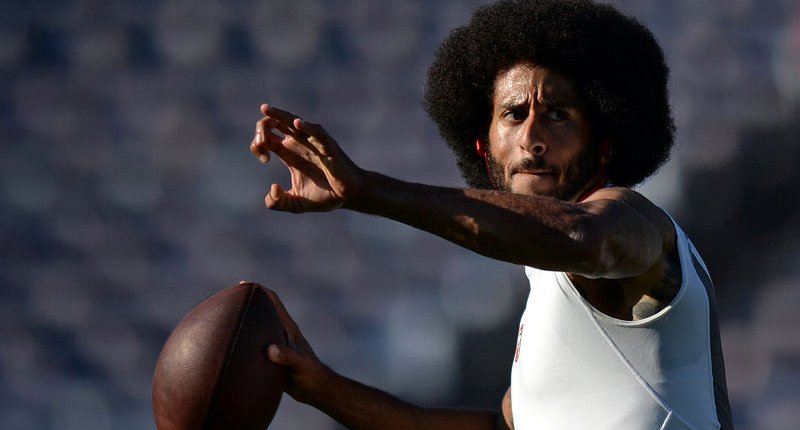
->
<box><xmin>298</xmin><ymin>362</ymin><xmax>340</xmax><ymax>407</ymax></box>
<box><xmin>342</xmin><ymin>170</ymin><xmax>378</xmax><ymax>211</ymax></box>
<box><xmin>296</xmin><ymin>364</ymin><xmax>347</xmax><ymax>413</ymax></box>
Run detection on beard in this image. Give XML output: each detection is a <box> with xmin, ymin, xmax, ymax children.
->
<box><xmin>487</xmin><ymin>144</ymin><xmax>602</xmax><ymax>201</ymax></box>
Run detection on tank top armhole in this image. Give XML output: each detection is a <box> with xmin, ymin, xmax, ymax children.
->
<box><xmin>553</xmin><ymin>219</ymin><xmax>693</xmax><ymax>327</ymax></box>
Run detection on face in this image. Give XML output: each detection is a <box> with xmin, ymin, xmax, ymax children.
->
<box><xmin>486</xmin><ymin>63</ymin><xmax>605</xmax><ymax>200</ymax></box>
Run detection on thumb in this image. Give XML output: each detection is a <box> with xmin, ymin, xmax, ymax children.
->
<box><xmin>265</xmin><ymin>183</ymin><xmax>284</xmax><ymax>208</ymax></box>
<box><xmin>266</xmin><ymin>344</ymin><xmax>301</xmax><ymax>367</ymax></box>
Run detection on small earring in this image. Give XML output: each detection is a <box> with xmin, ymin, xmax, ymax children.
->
<box><xmin>476</xmin><ymin>139</ymin><xmax>488</xmax><ymax>157</ymax></box>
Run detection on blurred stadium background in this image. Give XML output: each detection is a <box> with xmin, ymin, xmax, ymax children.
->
<box><xmin>1</xmin><ymin>0</ymin><xmax>799</xmax><ymax>429</ymax></box>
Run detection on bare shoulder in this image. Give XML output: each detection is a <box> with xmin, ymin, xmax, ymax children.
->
<box><xmin>583</xmin><ymin>187</ymin><xmax>675</xmax><ymax>246</ymax></box>
<box><xmin>584</xmin><ymin>186</ymin><xmax>657</xmax><ymax>210</ymax></box>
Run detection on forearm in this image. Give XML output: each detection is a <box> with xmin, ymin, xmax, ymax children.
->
<box><xmin>345</xmin><ymin>171</ymin><xmax>599</xmax><ymax>273</ymax></box>
<box><xmin>307</xmin><ymin>367</ymin><xmax>497</xmax><ymax>430</ymax></box>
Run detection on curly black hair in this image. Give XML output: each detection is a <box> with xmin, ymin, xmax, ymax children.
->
<box><xmin>423</xmin><ymin>0</ymin><xmax>675</xmax><ymax>189</ymax></box>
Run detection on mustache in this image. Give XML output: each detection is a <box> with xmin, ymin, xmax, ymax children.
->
<box><xmin>510</xmin><ymin>157</ymin><xmax>551</xmax><ymax>175</ymax></box>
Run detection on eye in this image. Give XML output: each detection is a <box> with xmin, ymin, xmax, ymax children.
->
<box><xmin>503</xmin><ymin>107</ymin><xmax>528</xmax><ymax>121</ymax></box>
<box><xmin>544</xmin><ymin>108</ymin><xmax>569</xmax><ymax>121</ymax></box>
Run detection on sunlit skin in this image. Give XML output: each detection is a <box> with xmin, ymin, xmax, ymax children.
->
<box><xmin>485</xmin><ymin>63</ymin><xmax>607</xmax><ymax>201</ymax></box>
<box><xmin>248</xmin><ymin>64</ymin><xmax>680</xmax><ymax>430</ymax></box>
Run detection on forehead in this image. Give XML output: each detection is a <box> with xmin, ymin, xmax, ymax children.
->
<box><xmin>492</xmin><ymin>63</ymin><xmax>581</xmax><ymax>105</ymax></box>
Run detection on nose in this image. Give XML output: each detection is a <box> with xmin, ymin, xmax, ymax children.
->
<box><xmin>522</xmin><ymin>113</ymin><xmax>547</xmax><ymax>156</ymax></box>
<box><xmin>529</xmin><ymin>140</ymin><xmax>546</xmax><ymax>156</ymax></box>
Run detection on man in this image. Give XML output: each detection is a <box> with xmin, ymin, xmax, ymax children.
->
<box><xmin>250</xmin><ymin>0</ymin><xmax>734</xmax><ymax>428</ymax></box>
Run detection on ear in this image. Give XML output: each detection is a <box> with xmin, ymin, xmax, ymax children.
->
<box><xmin>599</xmin><ymin>139</ymin><xmax>612</xmax><ymax>164</ymax></box>
<box><xmin>475</xmin><ymin>139</ymin><xmax>488</xmax><ymax>158</ymax></box>
<box><xmin>476</xmin><ymin>138</ymin><xmax>494</xmax><ymax>187</ymax></box>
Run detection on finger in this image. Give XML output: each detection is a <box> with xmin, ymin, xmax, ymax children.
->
<box><xmin>255</xmin><ymin>285</ymin><xmax>296</xmax><ymax>349</ymax></box>
<box><xmin>261</xmin><ymin>104</ymin><xmax>303</xmax><ymax>135</ymax></box>
<box><xmin>256</xmin><ymin>116</ymin><xmax>292</xmax><ymax>142</ymax></box>
<box><xmin>263</xmin><ymin>286</ymin><xmax>301</xmax><ymax>333</ymax></box>
<box><xmin>256</xmin><ymin>110</ymin><xmax>296</xmax><ymax>143</ymax></box>
<box><xmin>293</xmin><ymin>118</ymin><xmax>328</xmax><ymax>139</ymax></box>
<box><xmin>264</xmin><ymin>183</ymin><xmax>306</xmax><ymax>213</ymax></box>
<box><xmin>262</xmin><ymin>288</ymin><xmax>320</xmax><ymax>360</ymax></box>
<box><xmin>261</xmin><ymin>103</ymin><xmax>296</xmax><ymax>124</ymax></box>
<box><xmin>260</xmin><ymin>105</ymin><xmax>334</xmax><ymax>162</ymax></box>
<box><xmin>263</xmin><ymin>117</ymin><xmax>296</xmax><ymax>138</ymax></box>
<box><xmin>251</xmin><ymin>136</ymin><xmax>270</xmax><ymax>164</ymax></box>
<box><xmin>253</xmin><ymin>119</ymin><xmax>296</xmax><ymax>163</ymax></box>
<box><xmin>265</xmin><ymin>184</ymin><xmax>320</xmax><ymax>214</ymax></box>
<box><xmin>265</xmin><ymin>183</ymin><xmax>285</xmax><ymax>210</ymax></box>
<box><xmin>293</xmin><ymin>119</ymin><xmax>333</xmax><ymax>157</ymax></box>
<box><xmin>255</xmin><ymin>116</ymin><xmax>282</xmax><ymax>137</ymax></box>
<box><xmin>252</xmin><ymin>117</ymin><xmax>276</xmax><ymax>163</ymax></box>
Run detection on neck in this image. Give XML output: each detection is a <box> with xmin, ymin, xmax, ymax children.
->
<box><xmin>574</xmin><ymin>174</ymin><xmax>610</xmax><ymax>202</ymax></box>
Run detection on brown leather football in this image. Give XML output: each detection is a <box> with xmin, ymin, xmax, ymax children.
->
<box><xmin>152</xmin><ymin>282</ymin><xmax>288</xmax><ymax>430</ymax></box>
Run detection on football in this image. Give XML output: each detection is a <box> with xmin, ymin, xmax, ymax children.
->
<box><xmin>152</xmin><ymin>282</ymin><xmax>288</xmax><ymax>430</ymax></box>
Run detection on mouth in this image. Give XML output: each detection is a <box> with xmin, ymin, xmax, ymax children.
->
<box><xmin>511</xmin><ymin>157</ymin><xmax>551</xmax><ymax>177</ymax></box>
<box><xmin>513</xmin><ymin>170</ymin><xmax>552</xmax><ymax>176</ymax></box>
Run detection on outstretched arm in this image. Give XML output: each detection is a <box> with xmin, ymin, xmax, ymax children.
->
<box><xmin>344</xmin><ymin>171</ymin><xmax>665</xmax><ymax>279</ymax></box>
<box><xmin>262</xmin><ymin>286</ymin><xmax>500</xmax><ymax>430</ymax></box>
<box><xmin>251</xmin><ymin>105</ymin><xmax>667</xmax><ymax>279</ymax></box>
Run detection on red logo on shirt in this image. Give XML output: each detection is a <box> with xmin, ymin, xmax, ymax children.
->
<box><xmin>515</xmin><ymin>324</ymin><xmax>524</xmax><ymax>362</ymax></box>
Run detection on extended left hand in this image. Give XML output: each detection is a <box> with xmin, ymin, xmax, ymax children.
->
<box><xmin>250</xmin><ymin>104</ymin><xmax>365</xmax><ymax>213</ymax></box>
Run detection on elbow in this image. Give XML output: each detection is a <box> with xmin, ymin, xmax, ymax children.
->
<box><xmin>569</xmin><ymin>219</ymin><xmax>661</xmax><ymax>280</ymax></box>
<box><xmin>569</xmin><ymin>226</ymin><xmax>615</xmax><ymax>278</ymax></box>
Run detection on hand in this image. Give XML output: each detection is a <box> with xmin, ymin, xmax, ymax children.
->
<box><xmin>250</xmin><ymin>104</ymin><xmax>365</xmax><ymax>212</ymax></box>
<box><xmin>263</xmin><ymin>287</ymin><xmax>333</xmax><ymax>405</ymax></box>
<box><xmin>263</xmin><ymin>287</ymin><xmax>500</xmax><ymax>430</ymax></box>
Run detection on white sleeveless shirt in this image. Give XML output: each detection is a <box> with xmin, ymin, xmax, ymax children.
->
<box><xmin>510</xmin><ymin>220</ymin><xmax>732</xmax><ymax>429</ymax></box>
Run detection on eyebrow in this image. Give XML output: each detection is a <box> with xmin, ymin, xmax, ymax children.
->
<box><xmin>498</xmin><ymin>93</ymin><xmax>528</xmax><ymax>111</ymax></box>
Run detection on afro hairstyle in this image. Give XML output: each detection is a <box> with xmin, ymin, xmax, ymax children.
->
<box><xmin>423</xmin><ymin>0</ymin><xmax>675</xmax><ymax>189</ymax></box>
